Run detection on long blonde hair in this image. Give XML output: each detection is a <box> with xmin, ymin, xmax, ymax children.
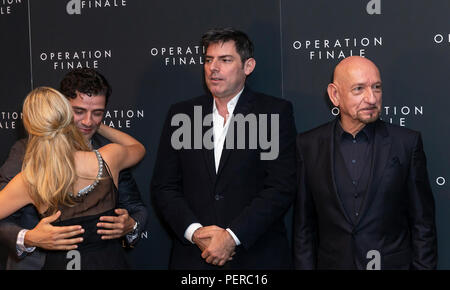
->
<box><xmin>21</xmin><ymin>87</ymin><xmax>91</xmax><ymax>214</ymax></box>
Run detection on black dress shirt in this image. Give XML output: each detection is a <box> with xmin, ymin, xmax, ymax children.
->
<box><xmin>334</xmin><ymin>122</ymin><xmax>375</xmax><ymax>223</ymax></box>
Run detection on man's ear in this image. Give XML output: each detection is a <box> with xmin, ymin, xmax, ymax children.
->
<box><xmin>327</xmin><ymin>83</ymin><xmax>340</xmax><ymax>107</ymax></box>
<box><xmin>243</xmin><ymin>58</ymin><xmax>256</xmax><ymax>76</ymax></box>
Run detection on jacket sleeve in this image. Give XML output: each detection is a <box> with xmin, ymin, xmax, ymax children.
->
<box><xmin>293</xmin><ymin>135</ymin><xmax>318</xmax><ymax>269</ymax></box>
<box><xmin>407</xmin><ymin>133</ymin><xmax>437</xmax><ymax>269</ymax></box>
<box><xmin>0</xmin><ymin>139</ymin><xmax>28</xmax><ymax>254</ymax></box>
<box><xmin>117</xmin><ymin>168</ymin><xmax>148</xmax><ymax>246</ymax></box>
<box><xmin>151</xmin><ymin>105</ymin><xmax>200</xmax><ymax>244</ymax></box>
<box><xmin>227</xmin><ymin>101</ymin><xmax>297</xmax><ymax>249</ymax></box>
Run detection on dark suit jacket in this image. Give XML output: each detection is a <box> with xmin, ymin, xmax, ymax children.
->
<box><xmin>0</xmin><ymin>134</ymin><xmax>147</xmax><ymax>270</ymax></box>
<box><xmin>294</xmin><ymin>118</ymin><xmax>437</xmax><ymax>270</ymax></box>
<box><xmin>151</xmin><ymin>87</ymin><xmax>297</xmax><ymax>269</ymax></box>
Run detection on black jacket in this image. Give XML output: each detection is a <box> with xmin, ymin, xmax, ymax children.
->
<box><xmin>294</xmin><ymin>118</ymin><xmax>437</xmax><ymax>270</ymax></box>
<box><xmin>151</xmin><ymin>87</ymin><xmax>297</xmax><ymax>269</ymax></box>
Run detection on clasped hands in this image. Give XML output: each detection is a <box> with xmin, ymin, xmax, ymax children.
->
<box><xmin>192</xmin><ymin>225</ymin><xmax>236</xmax><ymax>267</ymax></box>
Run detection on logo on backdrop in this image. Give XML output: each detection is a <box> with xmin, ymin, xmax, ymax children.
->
<box><xmin>0</xmin><ymin>111</ymin><xmax>21</xmax><ymax>130</ymax></box>
<box><xmin>39</xmin><ymin>49</ymin><xmax>113</xmax><ymax>71</ymax></box>
<box><xmin>0</xmin><ymin>108</ymin><xmax>144</xmax><ymax>130</ymax></box>
<box><xmin>150</xmin><ymin>45</ymin><xmax>205</xmax><ymax>66</ymax></box>
<box><xmin>103</xmin><ymin>108</ymin><xmax>144</xmax><ymax>129</ymax></box>
<box><xmin>330</xmin><ymin>104</ymin><xmax>425</xmax><ymax>127</ymax></box>
<box><xmin>66</xmin><ymin>0</ymin><xmax>127</xmax><ymax>15</ymax></box>
<box><xmin>366</xmin><ymin>0</ymin><xmax>381</xmax><ymax>15</ymax></box>
<box><xmin>436</xmin><ymin>177</ymin><xmax>446</xmax><ymax>186</ymax></box>
<box><xmin>433</xmin><ymin>33</ymin><xmax>450</xmax><ymax>45</ymax></box>
<box><xmin>292</xmin><ymin>36</ymin><xmax>383</xmax><ymax>61</ymax></box>
<box><xmin>0</xmin><ymin>0</ymin><xmax>22</xmax><ymax>16</ymax></box>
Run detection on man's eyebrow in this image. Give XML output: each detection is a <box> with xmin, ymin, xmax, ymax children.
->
<box><xmin>205</xmin><ymin>55</ymin><xmax>234</xmax><ymax>58</ymax></box>
<box><xmin>72</xmin><ymin>106</ymin><xmax>86</xmax><ymax>110</ymax></box>
<box><xmin>71</xmin><ymin>106</ymin><xmax>105</xmax><ymax>112</ymax></box>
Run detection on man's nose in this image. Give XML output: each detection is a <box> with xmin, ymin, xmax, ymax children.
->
<box><xmin>365</xmin><ymin>88</ymin><xmax>377</xmax><ymax>104</ymax></box>
<box><xmin>81</xmin><ymin>114</ymin><xmax>92</xmax><ymax>126</ymax></box>
<box><xmin>209</xmin><ymin>59</ymin><xmax>219</xmax><ymax>72</ymax></box>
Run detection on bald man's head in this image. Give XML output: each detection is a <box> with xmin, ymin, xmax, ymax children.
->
<box><xmin>332</xmin><ymin>56</ymin><xmax>380</xmax><ymax>85</ymax></box>
<box><xmin>327</xmin><ymin>56</ymin><xmax>382</xmax><ymax>133</ymax></box>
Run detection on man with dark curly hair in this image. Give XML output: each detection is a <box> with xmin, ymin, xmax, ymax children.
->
<box><xmin>0</xmin><ymin>68</ymin><xmax>147</xmax><ymax>270</ymax></box>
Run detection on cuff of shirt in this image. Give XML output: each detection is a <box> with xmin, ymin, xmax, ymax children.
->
<box><xmin>226</xmin><ymin>228</ymin><xmax>241</xmax><ymax>246</ymax></box>
<box><xmin>16</xmin><ymin>229</ymin><xmax>36</xmax><ymax>257</ymax></box>
<box><xmin>184</xmin><ymin>223</ymin><xmax>203</xmax><ymax>244</ymax></box>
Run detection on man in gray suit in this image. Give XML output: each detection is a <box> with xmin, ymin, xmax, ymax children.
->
<box><xmin>0</xmin><ymin>68</ymin><xmax>148</xmax><ymax>269</ymax></box>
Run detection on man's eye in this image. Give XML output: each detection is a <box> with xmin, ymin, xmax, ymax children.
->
<box><xmin>74</xmin><ymin>110</ymin><xmax>83</xmax><ymax>115</ymax></box>
<box><xmin>373</xmin><ymin>85</ymin><xmax>382</xmax><ymax>91</ymax></box>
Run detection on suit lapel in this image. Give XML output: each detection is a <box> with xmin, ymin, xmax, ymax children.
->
<box><xmin>326</xmin><ymin>119</ymin><xmax>353</xmax><ymax>225</ymax></box>
<box><xmin>199</xmin><ymin>94</ymin><xmax>217</xmax><ymax>185</ymax></box>
<box><xmin>216</xmin><ymin>87</ymin><xmax>255</xmax><ymax>179</ymax></box>
<box><xmin>356</xmin><ymin>120</ymin><xmax>391</xmax><ymax>225</ymax></box>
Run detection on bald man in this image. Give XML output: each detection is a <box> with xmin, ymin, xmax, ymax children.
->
<box><xmin>293</xmin><ymin>56</ymin><xmax>437</xmax><ymax>270</ymax></box>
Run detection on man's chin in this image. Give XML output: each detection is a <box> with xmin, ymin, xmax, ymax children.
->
<box><xmin>358</xmin><ymin>111</ymin><xmax>380</xmax><ymax>124</ymax></box>
<box><xmin>79</xmin><ymin>130</ymin><xmax>95</xmax><ymax>141</ymax></box>
<box><xmin>360</xmin><ymin>116</ymin><xmax>380</xmax><ymax>124</ymax></box>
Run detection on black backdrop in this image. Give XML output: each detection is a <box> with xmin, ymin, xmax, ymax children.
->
<box><xmin>1</xmin><ymin>0</ymin><xmax>449</xmax><ymax>269</ymax></box>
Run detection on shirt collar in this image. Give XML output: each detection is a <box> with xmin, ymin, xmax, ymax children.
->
<box><xmin>212</xmin><ymin>87</ymin><xmax>244</xmax><ymax>115</ymax></box>
<box><xmin>335</xmin><ymin>120</ymin><xmax>375</xmax><ymax>142</ymax></box>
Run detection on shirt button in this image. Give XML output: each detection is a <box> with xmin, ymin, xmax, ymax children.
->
<box><xmin>352</xmin><ymin>140</ymin><xmax>357</xmax><ymax>144</ymax></box>
<box><xmin>351</xmin><ymin>159</ymin><xmax>356</xmax><ymax>164</ymax></box>
<box><xmin>215</xmin><ymin>194</ymin><xmax>222</xmax><ymax>201</ymax></box>
<box><xmin>352</xmin><ymin>180</ymin><xmax>357</xmax><ymax>185</ymax></box>
<box><xmin>355</xmin><ymin>212</ymin><xmax>359</xmax><ymax>216</ymax></box>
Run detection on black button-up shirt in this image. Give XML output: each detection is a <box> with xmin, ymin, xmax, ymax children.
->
<box><xmin>335</xmin><ymin>122</ymin><xmax>374</xmax><ymax>183</ymax></box>
<box><xmin>334</xmin><ymin>121</ymin><xmax>375</xmax><ymax>222</ymax></box>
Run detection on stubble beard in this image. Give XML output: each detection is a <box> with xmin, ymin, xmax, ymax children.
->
<box><xmin>358</xmin><ymin>109</ymin><xmax>380</xmax><ymax>124</ymax></box>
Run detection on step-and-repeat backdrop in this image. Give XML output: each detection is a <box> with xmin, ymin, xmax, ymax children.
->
<box><xmin>1</xmin><ymin>0</ymin><xmax>449</xmax><ymax>269</ymax></box>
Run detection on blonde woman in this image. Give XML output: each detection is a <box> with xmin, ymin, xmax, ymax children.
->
<box><xmin>0</xmin><ymin>87</ymin><xmax>145</xmax><ymax>269</ymax></box>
